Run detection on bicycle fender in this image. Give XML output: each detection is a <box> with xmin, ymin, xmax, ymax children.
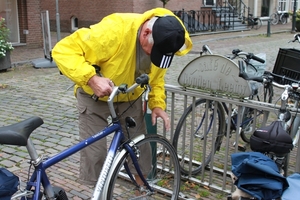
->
<box><xmin>101</xmin><ymin>134</ymin><xmax>146</xmax><ymax>199</ymax></box>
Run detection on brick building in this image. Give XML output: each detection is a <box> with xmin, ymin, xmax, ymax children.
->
<box><xmin>40</xmin><ymin>0</ymin><xmax>202</xmax><ymax>33</ymax></box>
<box><xmin>1</xmin><ymin>0</ymin><xmax>42</xmax><ymax>48</ymax></box>
<box><xmin>1</xmin><ymin>0</ymin><xmax>299</xmax><ymax>48</ymax></box>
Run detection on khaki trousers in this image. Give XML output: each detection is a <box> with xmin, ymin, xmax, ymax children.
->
<box><xmin>76</xmin><ymin>88</ymin><xmax>151</xmax><ymax>185</ymax></box>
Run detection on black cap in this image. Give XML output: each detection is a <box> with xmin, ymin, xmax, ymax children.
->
<box><xmin>151</xmin><ymin>16</ymin><xmax>185</xmax><ymax>68</ymax></box>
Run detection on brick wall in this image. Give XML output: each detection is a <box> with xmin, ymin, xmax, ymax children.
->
<box><xmin>16</xmin><ymin>0</ymin><xmax>43</xmax><ymax>48</ymax></box>
<box><xmin>40</xmin><ymin>0</ymin><xmax>202</xmax><ymax>32</ymax></box>
<box><xmin>17</xmin><ymin>0</ymin><xmax>27</xmax><ymax>44</ymax></box>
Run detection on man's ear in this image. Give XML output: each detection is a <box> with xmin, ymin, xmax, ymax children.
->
<box><xmin>142</xmin><ymin>27</ymin><xmax>152</xmax><ymax>37</ymax></box>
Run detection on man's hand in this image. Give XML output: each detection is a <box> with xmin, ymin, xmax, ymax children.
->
<box><xmin>151</xmin><ymin>107</ymin><xmax>170</xmax><ymax>131</ymax></box>
<box><xmin>88</xmin><ymin>75</ymin><xmax>114</xmax><ymax>98</ymax></box>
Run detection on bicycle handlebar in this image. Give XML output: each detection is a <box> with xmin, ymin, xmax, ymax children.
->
<box><xmin>238</xmin><ymin>60</ymin><xmax>300</xmax><ymax>90</ymax></box>
<box><xmin>238</xmin><ymin>60</ymin><xmax>264</xmax><ymax>82</ymax></box>
<box><xmin>107</xmin><ymin>74</ymin><xmax>150</xmax><ymax>119</ymax></box>
<box><xmin>232</xmin><ymin>49</ymin><xmax>265</xmax><ymax>64</ymax></box>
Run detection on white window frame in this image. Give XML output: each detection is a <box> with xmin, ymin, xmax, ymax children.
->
<box><xmin>278</xmin><ymin>0</ymin><xmax>287</xmax><ymax>11</ymax></box>
<box><xmin>203</xmin><ymin>0</ymin><xmax>216</xmax><ymax>6</ymax></box>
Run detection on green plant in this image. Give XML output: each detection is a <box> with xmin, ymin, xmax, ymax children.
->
<box><xmin>0</xmin><ymin>17</ymin><xmax>13</xmax><ymax>59</ymax></box>
<box><xmin>159</xmin><ymin>0</ymin><xmax>170</xmax><ymax>8</ymax></box>
<box><xmin>296</xmin><ymin>10</ymin><xmax>300</xmax><ymax>21</ymax></box>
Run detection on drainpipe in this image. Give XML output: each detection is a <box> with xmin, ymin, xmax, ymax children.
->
<box><xmin>253</xmin><ymin>0</ymin><xmax>258</xmax><ymax>17</ymax></box>
<box><xmin>291</xmin><ymin>0</ymin><xmax>298</xmax><ymax>33</ymax></box>
<box><xmin>56</xmin><ymin>0</ymin><xmax>61</xmax><ymax>42</ymax></box>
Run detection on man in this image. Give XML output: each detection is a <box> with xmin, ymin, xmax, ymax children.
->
<box><xmin>52</xmin><ymin>7</ymin><xmax>192</xmax><ymax>186</ymax></box>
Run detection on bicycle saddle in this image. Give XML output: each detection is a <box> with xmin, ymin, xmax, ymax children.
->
<box><xmin>0</xmin><ymin>116</ymin><xmax>43</xmax><ymax>146</ymax></box>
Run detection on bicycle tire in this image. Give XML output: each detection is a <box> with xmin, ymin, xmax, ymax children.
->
<box><xmin>253</xmin><ymin>18</ymin><xmax>262</xmax><ymax>30</ymax></box>
<box><xmin>281</xmin><ymin>15</ymin><xmax>287</xmax><ymax>24</ymax></box>
<box><xmin>106</xmin><ymin>134</ymin><xmax>181</xmax><ymax>200</ymax></box>
<box><xmin>247</xmin><ymin>18</ymin><xmax>254</xmax><ymax>29</ymax></box>
<box><xmin>270</xmin><ymin>13</ymin><xmax>279</xmax><ymax>25</ymax></box>
<box><xmin>172</xmin><ymin>99</ymin><xmax>225</xmax><ymax>175</ymax></box>
<box><xmin>239</xmin><ymin>107</ymin><xmax>256</xmax><ymax>143</ymax></box>
<box><xmin>240</xmin><ymin>84</ymin><xmax>273</xmax><ymax>143</ymax></box>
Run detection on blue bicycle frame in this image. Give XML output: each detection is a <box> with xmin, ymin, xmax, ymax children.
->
<box><xmin>23</xmin><ymin>115</ymin><xmax>154</xmax><ymax>200</ymax></box>
<box><xmin>24</xmin><ymin>122</ymin><xmax>120</xmax><ymax>200</ymax></box>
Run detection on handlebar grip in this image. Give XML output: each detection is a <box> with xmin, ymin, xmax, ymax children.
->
<box><xmin>232</xmin><ymin>49</ymin><xmax>242</xmax><ymax>55</ymax></box>
<box><xmin>250</xmin><ymin>53</ymin><xmax>265</xmax><ymax>63</ymax></box>
<box><xmin>238</xmin><ymin>60</ymin><xmax>264</xmax><ymax>83</ymax></box>
<box><xmin>136</xmin><ymin>74</ymin><xmax>149</xmax><ymax>85</ymax></box>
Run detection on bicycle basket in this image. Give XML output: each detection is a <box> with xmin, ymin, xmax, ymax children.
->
<box><xmin>0</xmin><ymin>168</ymin><xmax>19</xmax><ymax>199</ymax></box>
<box><xmin>250</xmin><ymin>121</ymin><xmax>293</xmax><ymax>155</ymax></box>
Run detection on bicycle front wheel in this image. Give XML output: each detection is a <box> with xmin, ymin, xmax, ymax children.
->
<box><xmin>172</xmin><ymin>99</ymin><xmax>225</xmax><ymax>175</ymax></box>
<box><xmin>281</xmin><ymin>15</ymin><xmax>288</xmax><ymax>24</ymax></box>
<box><xmin>106</xmin><ymin>134</ymin><xmax>181</xmax><ymax>200</ymax></box>
<box><xmin>270</xmin><ymin>13</ymin><xmax>279</xmax><ymax>25</ymax></box>
<box><xmin>253</xmin><ymin>18</ymin><xmax>262</xmax><ymax>30</ymax></box>
<box><xmin>240</xmin><ymin>87</ymin><xmax>273</xmax><ymax>143</ymax></box>
<box><xmin>239</xmin><ymin>107</ymin><xmax>257</xmax><ymax>143</ymax></box>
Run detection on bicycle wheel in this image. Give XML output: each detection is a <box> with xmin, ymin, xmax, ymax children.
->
<box><xmin>253</xmin><ymin>18</ymin><xmax>262</xmax><ymax>30</ymax></box>
<box><xmin>172</xmin><ymin>99</ymin><xmax>225</xmax><ymax>175</ymax></box>
<box><xmin>270</xmin><ymin>13</ymin><xmax>279</xmax><ymax>25</ymax></box>
<box><xmin>240</xmin><ymin>85</ymin><xmax>273</xmax><ymax>143</ymax></box>
<box><xmin>106</xmin><ymin>134</ymin><xmax>181</xmax><ymax>200</ymax></box>
<box><xmin>239</xmin><ymin>106</ymin><xmax>256</xmax><ymax>143</ymax></box>
<box><xmin>281</xmin><ymin>15</ymin><xmax>288</xmax><ymax>24</ymax></box>
<box><xmin>247</xmin><ymin>18</ymin><xmax>254</xmax><ymax>29</ymax></box>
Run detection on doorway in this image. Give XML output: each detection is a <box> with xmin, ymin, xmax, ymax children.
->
<box><xmin>0</xmin><ymin>0</ymin><xmax>19</xmax><ymax>43</ymax></box>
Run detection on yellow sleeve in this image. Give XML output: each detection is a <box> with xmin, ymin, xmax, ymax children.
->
<box><xmin>52</xmin><ymin>28</ymin><xmax>97</xmax><ymax>87</ymax></box>
<box><xmin>148</xmin><ymin>64</ymin><xmax>167</xmax><ymax>111</ymax></box>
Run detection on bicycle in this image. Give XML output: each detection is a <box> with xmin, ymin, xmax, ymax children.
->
<box><xmin>270</xmin><ymin>7</ymin><xmax>289</xmax><ymax>25</ymax></box>
<box><xmin>238</xmin><ymin>59</ymin><xmax>300</xmax><ymax>177</ymax></box>
<box><xmin>172</xmin><ymin>46</ymin><xmax>269</xmax><ymax>175</ymax></box>
<box><xmin>242</xmin><ymin>14</ymin><xmax>262</xmax><ymax>30</ymax></box>
<box><xmin>0</xmin><ymin>74</ymin><xmax>181</xmax><ymax>199</ymax></box>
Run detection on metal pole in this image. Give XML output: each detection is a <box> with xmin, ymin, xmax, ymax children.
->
<box><xmin>292</xmin><ymin>0</ymin><xmax>298</xmax><ymax>33</ymax></box>
<box><xmin>144</xmin><ymin>102</ymin><xmax>157</xmax><ymax>179</ymax></box>
<box><xmin>267</xmin><ymin>19</ymin><xmax>271</xmax><ymax>37</ymax></box>
<box><xmin>56</xmin><ymin>0</ymin><xmax>61</xmax><ymax>42</ymax></box>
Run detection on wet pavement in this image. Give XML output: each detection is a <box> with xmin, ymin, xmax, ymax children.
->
<box><xmin>1</xmin><ymin>23</ymin><xmax>299</xmax><ymax>199</ymax></box>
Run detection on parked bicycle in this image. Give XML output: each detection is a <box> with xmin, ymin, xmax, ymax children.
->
<box><xmin>270</xmin><ymin>7</ymin><xmax>289</xmax><ymax>25</ymax></box>
<box><xmin>242</xmin><ymin>14</ymin><xmax>262</xmax><ymax>30</ymax></box>
<box><xmin>172</xmin><ymin>46</ymin><xmax>268</xmax><ymax>175</ymax></box>
<box><xmin>0</xmin><ymin>74</ymin><xmax>181</xmax><ymax>199</ymax></box>
<box><xmin>239</xmin><ymin>59</ymin><xmax>300</xmax><ymax>177</ymax></box>
<box><xmin>173</xmin><ymin>34</ymin><xmax>300</xmax><ymax>176</ymax></box>
<box><xmin>228</xmin><ymin>37</ymin><xmax>300</xmax><ymax>199</ymax></box>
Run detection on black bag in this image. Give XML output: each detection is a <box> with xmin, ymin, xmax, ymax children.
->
<box><xmin>0</xmin><ymin>168</ymin><xmax>19</xmax><ymax>199</ymax></box>
<box><xmin>250</xmin><ymin>121</ymin><xmax>293</xmax><ymax>155</ymax></box>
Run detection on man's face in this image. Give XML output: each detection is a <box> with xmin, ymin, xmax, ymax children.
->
<box><xmin>139</xmin><ymin>22</ymin><xmax>154</xmax><ymax>55</ymax></box>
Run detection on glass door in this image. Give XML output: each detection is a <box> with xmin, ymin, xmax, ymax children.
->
<box><xmin>0</xmin><ymin>0</ymin><xmax>19</xmax><ymax>43</ymax></box>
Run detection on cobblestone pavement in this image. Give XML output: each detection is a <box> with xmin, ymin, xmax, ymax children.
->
<box><xmin>1</xmin><ymin>23</ymin><xmax>299</xmax><ymax>199</ymax></box>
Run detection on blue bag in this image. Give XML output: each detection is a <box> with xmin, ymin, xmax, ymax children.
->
<box><xmin>0</xmin><ymin>168</ymin><xmax>19</xmax><ymax>199</ymax></box>
<box><xmin>281</xmin><ymin>173</ymin><xmax>300</xmax><ymax>200</ymax></box>
<box><xmin>231</xmin><ymin>152</ymin><xmax>289</xmax><ymax>200</ymax></box>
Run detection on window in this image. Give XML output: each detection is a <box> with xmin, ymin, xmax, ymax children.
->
<box><xmin>289</xmin><ymin>0</ymin><xmax>297</xmax><ymax>12</ymax></box>
<box><xmin>203</xmin><ymin>0</ymin><xmax>215</xmax><ymax>6</ymax></box>
<box><xmin>71</xmin><ymin>16</ymin><xmax>78</xmax><ymax>32</ymax></box>
<box><xmin>278</xmin><ymin>0</ymin><xmax>287</xmax><ymax>11</ymax></box>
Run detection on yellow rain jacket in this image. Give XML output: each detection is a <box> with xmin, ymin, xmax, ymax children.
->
<box><xmin>52</xmin><ymin>8</ymin><xmax>192</xmax><ymax>110</ymax></box>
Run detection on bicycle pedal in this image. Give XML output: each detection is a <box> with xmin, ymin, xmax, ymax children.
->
<box><xmin>129</xmin><ymin>195</ymin><xmax>152</xmax><ymax>200</ymax></box>
<box><xmin>238</xmin><ymin>144</ymin><xmax>247</xmax><ymax>152</ymax></box>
